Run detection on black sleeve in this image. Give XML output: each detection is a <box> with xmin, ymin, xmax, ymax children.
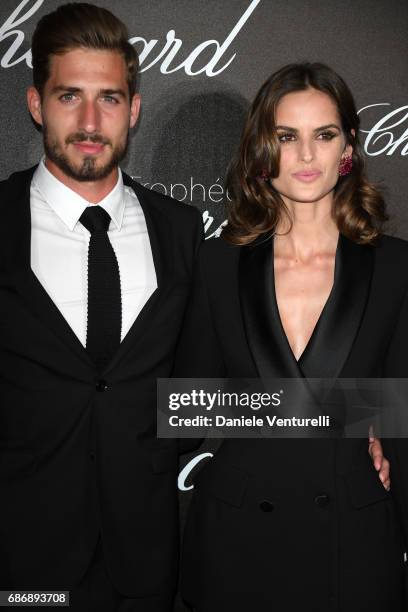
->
<box><xmin>173</xmin><ymin>244</ymin><xmax>226</xmax><ymax>454</ymax></box>
<box><xmin>173</xmin><ymin>244</ymin><xmax>226</xmax><ymax>379</ymax></box>
<box><xmin>383</xmin><ymin>283</ymin><xmax>408</xmax><ymax>550</ymax></box>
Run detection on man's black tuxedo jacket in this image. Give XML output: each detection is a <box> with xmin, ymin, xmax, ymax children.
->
<box><xmin>0</xmin><ymin>166</ymin><xmax>202</xmax><ymax>603</ymax></box>
<box><xmin>174</xmin><ymin>234</ymin><xmax>408</xmax><ymax>612</ymax></box>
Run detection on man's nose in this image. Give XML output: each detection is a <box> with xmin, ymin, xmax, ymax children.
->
<box><xmin>78</xmin><ymin>100</ymin><xmax>101</xmax><ymax>134</ymax></box>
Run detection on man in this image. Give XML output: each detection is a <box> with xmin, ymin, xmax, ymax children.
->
<box><xmin>0</xmin><ymin>3</ymin><xmax>202</xmax><ymax>611</ymax></box>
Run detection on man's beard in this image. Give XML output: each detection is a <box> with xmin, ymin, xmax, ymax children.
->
<box><xmin>43</xmin><ymin>126</ymin><xmax>128</xmax><ymax>182</ymax></box>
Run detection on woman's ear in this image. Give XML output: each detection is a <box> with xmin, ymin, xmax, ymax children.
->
<box><xmin>343</xmin><ymin>128</ymin><xmax>355</xmax><ymax>159</ymax></box>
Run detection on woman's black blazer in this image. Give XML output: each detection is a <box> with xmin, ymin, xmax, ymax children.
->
<box><xmin>174</xmin><ymin>233</ymin><xmax>408</xmax><ymax>612</ymax></box>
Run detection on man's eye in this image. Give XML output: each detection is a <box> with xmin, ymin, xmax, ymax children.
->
<box><xmin>60</xmin><ymin>93</ymin><xmax>76</xmax><ymax>102</ymax></box>
<box><xmin>278</xmin><ymin>133</ymin><xmax>295</xmax><ymax>143</ymax></box>
<box><xmin>102</xmin><ymin>96</ymin><xmax>119</xmax><ymax>104</ymax></box>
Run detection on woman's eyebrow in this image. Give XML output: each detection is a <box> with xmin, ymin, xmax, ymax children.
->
<box><xmin>275</xmin><ymin>123</ymin><xmax>341</xmax><ymax>132</ymax></box>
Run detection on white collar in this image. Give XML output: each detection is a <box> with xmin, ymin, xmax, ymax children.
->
<box><xmin>32</xmin><ymin>158</ymin><xmax>126</xmax><ymax>232</ymax></box>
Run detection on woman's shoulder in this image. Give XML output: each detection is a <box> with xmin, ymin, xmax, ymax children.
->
<box><xmin>196</xmin><ymin>237</ymin><xmax>243</xmax><ymax>285</ymax></box>
<box><xmin>372</xmin><ymin>235</ymin><xmax>408</xmax><ymax>295</ymax></box>
<box><xmin>374</xmin><ymin>233</ymin><xmax>408</xmax><ymax>260</ymax></box>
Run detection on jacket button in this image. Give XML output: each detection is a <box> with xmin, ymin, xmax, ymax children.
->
<box><xmin>314</xmin><ymin>494</ymin><xmax>330</xmax><ymax>507</ymax></box>
<box><xmin>96</xmin><ymin>380</ymin><xmax>108</xmax><ymax>392</ymax></box>
<box><xmin>260</xmin><ymin>500</ymin><xmax>275</xmax><ymax>512</ymax></box>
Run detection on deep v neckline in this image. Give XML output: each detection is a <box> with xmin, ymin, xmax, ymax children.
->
<box><xmin>271</xmin><ymin>234</ymin><xmax>340</xmax><ymax>364</ymax></box>
<box><xmin>239</xmin><ymin>231</ymin><xmax>373</xmax><ymax>381</ymax></box>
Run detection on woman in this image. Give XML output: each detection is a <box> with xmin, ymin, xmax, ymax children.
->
<box><xmin>174</xmin><ymin>63</ymin><xmax>408</xmax><ymax>611</ymax></box>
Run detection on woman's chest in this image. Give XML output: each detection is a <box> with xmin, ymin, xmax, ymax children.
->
<box><xmin>274</xmin><ymin>258</ymin><xmax>335</xmax><ymax>361</ymax></box>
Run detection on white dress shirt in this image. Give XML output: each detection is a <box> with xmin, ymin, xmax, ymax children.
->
<box><xmin>30</xmin><ymin>159</ymin><xmax>157</xmax><ymax>346</ymax></box>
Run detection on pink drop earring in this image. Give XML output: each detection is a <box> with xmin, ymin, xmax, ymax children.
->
<box><xmin>339</xmin><ymin>154</ymin><xmax>352</xmax><ymax>176</ymax></box>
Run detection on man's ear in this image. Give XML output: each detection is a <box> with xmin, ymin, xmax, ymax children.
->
<box><xmin>27</xmin><ymin>86</ymin><xmax>43</xmax><ymax>126</ymax></box>
<box><xmin>129</xmin><ymin>93</ymin><xmax>141</xmax><ymax>128</ymax></box>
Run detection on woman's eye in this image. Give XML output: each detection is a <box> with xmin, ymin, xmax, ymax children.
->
<box><xmin>278</xmin><ymin>133</ymin><xmax>295</xmax><ymax>143</ymax></box>
<box><xmin>277</xmin><ymin>131</ymin><xmax>338</xmax><ymax>143</ymax></box>
<box><xmin>318</xmin><ymin>131</ymin><xmax>337</xmax><ymax>140</ymax></box>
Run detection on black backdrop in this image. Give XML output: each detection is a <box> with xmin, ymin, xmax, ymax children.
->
<box><xmin>0</xmin><ymin>1</ymin><xmax>407</xmax><ymax>608</ymax></box>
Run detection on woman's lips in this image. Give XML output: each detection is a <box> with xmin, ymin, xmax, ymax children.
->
<box><xmin>293</xmin><ymin>170</ymin><xmax>322</xmax><ymax>183</ymax></box>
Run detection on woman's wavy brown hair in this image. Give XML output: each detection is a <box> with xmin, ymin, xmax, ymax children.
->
<box><xmin>223</xmin><ymin>62</ymin><xmax>387</xmax><ymax>245</ymax></box>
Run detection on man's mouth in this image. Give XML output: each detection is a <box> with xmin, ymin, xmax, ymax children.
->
<box><xmin>72</xmin><ymin>141</ymin><xmax>105</xmax><ymax>154</ymax></box>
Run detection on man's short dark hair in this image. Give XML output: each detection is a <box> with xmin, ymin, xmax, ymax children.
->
<box><xmin>31</xmin><ymin>2</ymin><xmax>139</xmax><ymax>98</ymax></box>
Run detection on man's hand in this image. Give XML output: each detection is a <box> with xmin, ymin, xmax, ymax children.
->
<box><xmin>368</xmin><ymin>435</ymin><xmax>390</xmax><ymax>491</ymax></box>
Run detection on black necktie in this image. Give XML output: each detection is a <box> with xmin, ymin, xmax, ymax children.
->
<box><xmin>79</xmin><ymin>206</ymin><xmax>121</xmax><ymax>371</ymax></box>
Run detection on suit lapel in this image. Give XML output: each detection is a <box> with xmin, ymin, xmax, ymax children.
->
<box><xmin>101</xmin><ymin>175</ymin><xmax>173</xmax><ymax>375</ymax></box>
<box><xmin>239</xmin><ymin>235</ymin><xmax>322</xmax><ymax>429</ymax></box>
<box><xmin>299</xmin><ymin>233</ymin><xmax>373</xmax><ymax>379</ymax></box>
<box><xmin>239</xmin><ymin>235</ymin><xmax>302</xmax><ymax>379</ymax></box>
<box><xmin>4</xmin><ymin>166</ymin><xmax>94</xmax><ymax>370</ymax></box>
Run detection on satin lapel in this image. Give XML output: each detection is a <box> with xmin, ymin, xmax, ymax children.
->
<box><xmin>239</xmin><ymin>235</ymin><xmax>302</xmax><ymax>379</ymax></box>
<box><xmin>102</xmin><ymin>176</ymin><xmax>171</xmax><ymax>375</ymax></box>
<box><xmin>5</xmin><ymin>167</ymin><xmax>94</xmax><ymax>369</ymax></box>
<box><xmin>299</xmin><ymin>233</ymin><xmax>374</xmax><ymax>379</ymax></box>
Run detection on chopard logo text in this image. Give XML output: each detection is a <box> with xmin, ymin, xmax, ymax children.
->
<box><xmin>0</xmin><ymin>0</ymin><xmax>261</xmax><ymax>76</ymax></box>
<box><xmin>358</xmin><ymin>103</ymin><xmax>408</xmax><ymax>156</ymax></box>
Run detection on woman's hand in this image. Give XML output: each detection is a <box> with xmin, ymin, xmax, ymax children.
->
<box><xmin>368</xmin><ymin>435</ymin><xmax>390</xmax><ymax>491</ymax></box>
